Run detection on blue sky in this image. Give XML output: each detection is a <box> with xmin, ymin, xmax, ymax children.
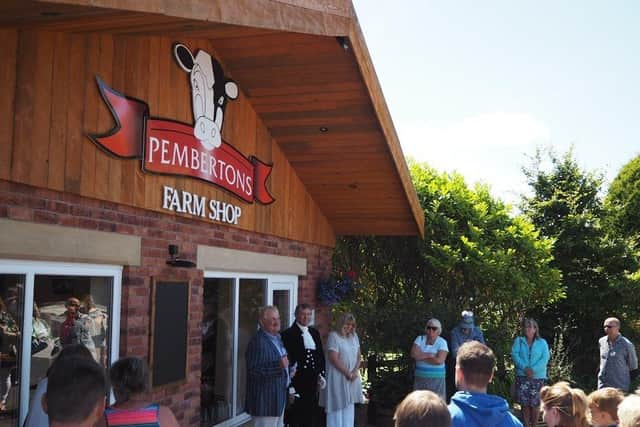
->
<box><xmin>352</xmin><ymin>0</ymin><xmax>640</xmax><ymax>205</ymax></box>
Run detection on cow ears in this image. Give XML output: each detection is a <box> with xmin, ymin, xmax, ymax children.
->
<box><xmin>174</xmin><ymin>43</ymin><xmax>194</xmax><ymax>72</ymax></box>
<box><xmin>175</xmin><ymin>43</ymin><xmax>239</xmax><ymax>100</ymax></box>
<box><xmin>225</xmin><ymin>81</ymin><xmax>239</xmax><ymax>100</ymax></box>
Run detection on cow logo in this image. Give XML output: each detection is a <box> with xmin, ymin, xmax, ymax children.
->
<box><xmin>174</xmin><ymin>44</ymin><xmax>238</xmax><ymax>150</ymax></box>
<box><xmin>88</xmin><ymin>43</ymin><xmax>274</xmax><ymax>205</ymax></box>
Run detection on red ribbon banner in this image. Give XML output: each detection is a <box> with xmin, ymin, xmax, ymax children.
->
<box><xmin>89</xmin><ymin>77</ymin><xmax>274</xmax><ymax>205</ymax></box>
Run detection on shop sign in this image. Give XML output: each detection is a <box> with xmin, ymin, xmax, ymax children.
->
<box><xmin>88</xmin><ymin>43</ymin><xmax>274</xmax><ymax>205</ymax></box>
<box><xmin>162</xmin><ymin>185</ymin><xmax>242</xmax><ymax>225</ymax></box>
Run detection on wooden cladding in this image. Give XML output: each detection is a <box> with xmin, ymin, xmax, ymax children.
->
<box><xmin>0</xmin><ymin>28</ymin><xmax>335</xmax><ymax>247</ymax></box>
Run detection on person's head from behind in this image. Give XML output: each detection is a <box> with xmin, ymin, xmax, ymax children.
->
<box><xmin>587</xmin><ymin>387</ymin><xmax>623</xmax><ymax>427</ymax></box>
<box><xmin>618</xmin><ymin>393</ymin><xmax>640</xmax><ymax>427</ymax></box>
<box><xmin>109</xmin><ymin>356</ymin><xmax>150</xmax><ymax>403</ymax></box>
<box><xmin>43</xmin><ymin>357</ymin><xmax>107</xmax><ymax>426</ymax></box>
<box><xmin>47</xmin><ymin>344</ymin><xmax>95</xmax><ymax>376</ymax></box>
<box><xmin>540</xmin><ymin>382</ymin><xmax>588</xmax><ymax>427</ymax></box>
<box><xmin>394</xmin><ymin>390</ymin><xmax>451</xmax><ymax>427</ymax></box>
<box><xmin>455</xmin><ymin>341</ymin><xmax>494</xmax><ymax>392</ymax></box>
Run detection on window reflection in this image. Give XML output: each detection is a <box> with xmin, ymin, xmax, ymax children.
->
<box><xmin>0</xmin><ymin>275</ymin><xmax>24</xmax><ymax>425</ymax></box>
<box><xmin>201</xmin><ymin>278</ymin><xmax>267</xmax><ymax>426</ymax></box>
<box><xmin>236</xmin><ymin>279</ymin><xmax>265</xmax><ymax>416</ymax></box>
<box><xmin>31</xmin><ymin>276</ymin><xmax>112</xmax><ymax>394</ymax></box>
<box><xmin>202</xmin><ymin>278</ymin><xmax>234</xmax><ymax>425</ymax></box>
<box><xmin>272</xmin><ymin>290</ymin><xmax>291</xmax><ymax>332</ymax></box>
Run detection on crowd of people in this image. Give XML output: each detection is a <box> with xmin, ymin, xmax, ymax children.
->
<box><xmin>16</xmin><ymin>304</ymin><xmax>640</xmax><ymax>427</ymax></box>
<box><xmin>396</xmin><ymin>314</ymin><xmax>640</xmax><ymax>427</ymax></box>
<box><xmin>245</xmin><ymin>306</ymin><xmax>640</xmax><ymax>427</ymax></box>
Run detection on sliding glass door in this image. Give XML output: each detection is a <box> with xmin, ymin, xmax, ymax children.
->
<box><xmin>201</xmin><ymin>273</ymin><xmax>296</xmax><ymax>427</ymax></box>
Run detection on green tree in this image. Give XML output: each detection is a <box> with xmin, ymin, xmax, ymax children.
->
<box><xmin>521</xmin><ymin>149</ymin><xmax>640</xmax><ymax>388</ymax></box>
<box><xmin>332</xmin><ymin>160</ymin><xmax>562</xmax><ymax>406</ymax></box>
<box><xmin>606</xmin><ymin>155</ymin><xmax>640</xmax><ymax>249</ymax></box>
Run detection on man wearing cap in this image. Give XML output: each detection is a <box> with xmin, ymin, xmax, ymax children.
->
<box><xmin>597</xmin><ymin>317</ymin><xmax>638</xmax><ymax>392</ymax></box>
<box><xmin>450</xmin><ymin>311</ymin><xmax>485</xmax><ymax>359</ymax></box>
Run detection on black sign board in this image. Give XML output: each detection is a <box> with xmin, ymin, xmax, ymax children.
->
<box><xmin>150</xmin><ymin>279</ymin><xmax>190</xmax><ymax>387</ymax></box>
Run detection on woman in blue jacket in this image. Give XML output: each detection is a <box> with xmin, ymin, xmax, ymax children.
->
<box><xmin>511</xmin><ymin>318</ymin><xmax>550</xmax><ymax>427</ymax></box>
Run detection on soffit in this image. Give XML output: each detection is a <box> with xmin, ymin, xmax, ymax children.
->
<box><xmin>0</xmin><ymin>0</ymin><xmax>425</xmax><ymax>237</ymax></box>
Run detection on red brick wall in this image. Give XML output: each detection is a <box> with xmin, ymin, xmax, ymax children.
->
<box><xmin>0</xmin><ymin>179</ymin><xmax>334</xmax><ymax>426</ymax></box>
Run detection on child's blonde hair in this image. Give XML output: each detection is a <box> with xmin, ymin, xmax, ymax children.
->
<box><xmin>587</xmin><ymin>387</ymin><xmax>623</xmax><ymax>422</ymax></box>
<box><xmin>618</xmin><ymin>393</ymin><xmax>640</xmax><ymax>427</ymax></box>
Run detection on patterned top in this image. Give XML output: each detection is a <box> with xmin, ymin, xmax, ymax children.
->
<box><xmin>105</xmin><ymin>403</ymin><xmax>160</xmax><ymax>427</ymax></box>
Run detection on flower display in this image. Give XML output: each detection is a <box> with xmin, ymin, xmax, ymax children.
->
<box><xmin>317</xmin><ymin>271</ymin><xmax>358</xmax><ymax>305</ymax></box>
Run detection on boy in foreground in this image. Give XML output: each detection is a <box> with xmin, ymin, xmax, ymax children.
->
<box><xmin>42</xmin><ymin>357</ymin><xmax>107</xmax><ymax>427</ymax></box>
<box><xmin>448</xmin><ymin>341</ymin><xmax>522</xmax><ymax>427</ymax></box>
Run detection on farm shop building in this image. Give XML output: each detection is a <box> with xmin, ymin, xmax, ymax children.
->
<box><xmin>0</xmin><ymin>1</ymin><xmax>424</xmax><ymax>426</ymax></box>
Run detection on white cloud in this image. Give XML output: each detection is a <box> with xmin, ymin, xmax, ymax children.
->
<box><xmin>398</xmin><ymin>112</ymin><xmax>551</xmax><ymax>205</ymax></box>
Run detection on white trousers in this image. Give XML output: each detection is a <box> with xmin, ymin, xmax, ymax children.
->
<box><xmin>253</xmin><ymin>412</ymin><xmax>284</xmax><ymax>427</ymax></box>
<box><xmin>326</xmin><ymin>404</ymin><xmax>355</xmax><ymax>427</ymax></box>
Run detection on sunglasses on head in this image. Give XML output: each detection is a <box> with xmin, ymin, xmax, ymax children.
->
<box><xmin>426</xmin><ymin>326</ymin><xmax>438</xmax><ymax>331</ymax></box>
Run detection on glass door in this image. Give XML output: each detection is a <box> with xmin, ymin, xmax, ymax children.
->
<box><xmin>0</xmin><ymin>260</ymin><xmax>122</xmax><ymax>427</ymax></box>
<box><xmin>201</xmin><ymin>272</ymin><xmax>297</xmax><ymax>427</ymax></box>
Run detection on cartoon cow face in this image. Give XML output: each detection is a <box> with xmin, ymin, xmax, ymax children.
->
<box><xmin>174</xmin><ymin>43</ymin><xmax>239</xmax><ymax>150</ymax></box>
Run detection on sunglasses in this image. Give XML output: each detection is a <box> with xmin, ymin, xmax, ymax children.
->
<box><xmin>67</xmin><ymin>302</ymin><xmax>80</xmax><ymax>307</ymax></box>
<box><xmin>426</xmin><ymin>326</ymin><xmax>438</xmax><ymax>331</ymax></box>
<box><xmin>604</xmin><ymin>325</ymin><xmax>616</xmax><ymax>329</ymax></box>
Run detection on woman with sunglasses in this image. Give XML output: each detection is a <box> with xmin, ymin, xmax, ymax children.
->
<box><xmin>511</xmin><ymin>318</ymin><xmax>550</xmax><ymax>427</ymax></box>
<box><xmin>410</xmin><ymin>318</ymin><xmax>448</xmax><ymax>399</ymax></box>
<box><xmin>540</xmin><ymin>381</ymin><xmax>588</xmax><ymax>427</ymax></box>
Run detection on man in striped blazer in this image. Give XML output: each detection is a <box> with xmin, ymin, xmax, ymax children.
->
<box><xmin>246</xmin><ymin>306</ymin><xmax>290</xmax><ymax>427</ymax></box>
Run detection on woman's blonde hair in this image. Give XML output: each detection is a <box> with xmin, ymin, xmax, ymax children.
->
<box><xmin>540</xmin><ymin>382</ymin><xmax>589</xmax><ymax>427</ymax></box>
<box><xmin>336</xmin><ymin>312</ymin><xmax>356</xmax><ymax>335</ymax></box>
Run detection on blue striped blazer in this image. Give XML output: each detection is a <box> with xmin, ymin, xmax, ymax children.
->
<box><xmin>245</xmin><ymin>329</ymin><xmax>288</xmax><ymax>417</ymax></box>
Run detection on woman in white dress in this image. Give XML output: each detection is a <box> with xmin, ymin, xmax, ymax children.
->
<box><xmin>323</xmin><ymin>312</ymin><xmax>364</xmax><ymax>427</ymax></box>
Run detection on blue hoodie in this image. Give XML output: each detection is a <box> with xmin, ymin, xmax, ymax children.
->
<box><xmin>448</xmin><ymin>391</ymin><xmax>523</xmax><ymax>427</ymax></box>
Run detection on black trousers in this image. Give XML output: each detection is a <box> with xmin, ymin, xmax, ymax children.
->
<box><xmin>287</xmin><ymin>370</ymin><xmax>322</xmax><ymax>427</ymax></box>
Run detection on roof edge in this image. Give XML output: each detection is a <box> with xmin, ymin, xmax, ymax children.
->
<box><xmin>40</xmin><ymin>0</ymin><xmax>353</xmax><ymax>36</ymax></box>
<box><xmin>346</xmin><ymin>13</ymin><xmax>425</xmax><ymax>238</ymax></box>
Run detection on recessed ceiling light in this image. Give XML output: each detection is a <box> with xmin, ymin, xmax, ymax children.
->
<box><xmin>319</xmin><ymin>127</ymin><xmax>328</xmax><ymax>133</ymax></box>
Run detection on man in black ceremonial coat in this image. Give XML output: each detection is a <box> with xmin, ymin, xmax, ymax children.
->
<box><xmin>282</xmin><ymin>303</ymin><xmax>325</xmax><ymax>427</ymax></box>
